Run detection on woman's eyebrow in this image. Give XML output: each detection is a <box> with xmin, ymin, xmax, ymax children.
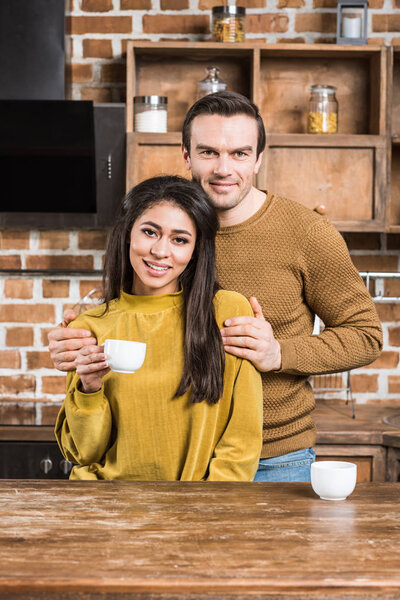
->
<box><xmin>142</xmin><ymin>221</ymin><xmax>193</xmax><ymax>236</ymax></box>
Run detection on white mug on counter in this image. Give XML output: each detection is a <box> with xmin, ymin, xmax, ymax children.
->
<box><xmin>311</xmin><ymin>461</ymin><xmax>357</xmax><ymax>501</ymax></box>
<box><xmin>104</xmin><ymin>339</ymin><xmax>146</xmax><ymax>374</ymax></box>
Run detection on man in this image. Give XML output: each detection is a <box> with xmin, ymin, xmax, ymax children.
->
<box><xmin>48</xmin><ymin>91</ymin><xmax>382</xmax><ymax>482</ymax></box>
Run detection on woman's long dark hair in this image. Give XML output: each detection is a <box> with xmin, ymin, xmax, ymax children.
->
<box><xmin>103</xmin><ymin>175</ymin><xmax>225</xmax><ymax>404</ymax></box>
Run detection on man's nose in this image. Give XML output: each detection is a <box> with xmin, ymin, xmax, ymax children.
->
<box><xmin>214</xmin><ymin>154</ymin><xmax>232</xmax><ymax>177</ymax></box>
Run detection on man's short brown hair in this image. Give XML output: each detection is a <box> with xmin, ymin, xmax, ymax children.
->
<box><xmin>182</xmin><ymin>91</ymin><xmax>266</xmax><ymax>158</ymax></box>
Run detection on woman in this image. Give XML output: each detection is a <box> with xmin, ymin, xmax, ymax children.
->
<box><xmin>55</xmin><ymin>175</ymin><xmax>262</xmax><ymax>481</ymax></box>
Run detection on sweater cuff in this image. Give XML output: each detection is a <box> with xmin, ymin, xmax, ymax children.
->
<box><xmin>278</xmin><ymin>338</ymin><xmax>298</xmax><ymax>372</ymax></box>
<box><xmin>74</xmin><ymin>383</ymin><xmax>105</xmax><ymax>411</ymax></box>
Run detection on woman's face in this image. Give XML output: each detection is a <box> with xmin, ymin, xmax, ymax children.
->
<box><xmin>129</xmin><ymin>201</ymin><xmax>197</xmax><ymax>296</ymax></box>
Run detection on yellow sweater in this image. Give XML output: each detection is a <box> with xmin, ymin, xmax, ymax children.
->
<box><xmin>216</xmin><ymin>192</ymin><xmax>383</xmax><ymax>458</ymax></box>
<box><xmin>55</xmin><ymin>289</ymin><xmax>263</xmax><ymax>481</ymax></box>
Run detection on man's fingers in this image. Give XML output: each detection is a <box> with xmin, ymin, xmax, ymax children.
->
<box><xmin>49</xmin><ymin>327</ymin><xmax>93</xmax><ymax>342</ymax></box>
<box><xmin>249</xmin><ymin>296</ymin><xmax>265</xmax><ymax>321</ymax></box>
<box><xmin>222</xmin><ymin>336</ymin><xmax>258</xmax><ymax>350</ymax></box>
<box><xmin>61</xmin><ymin>309</ymin><xmax>78</xmax><ymax>327</ymax></box>
<box><xmin>221</xmin><ymin>324</ymin><xmax>260</xmax><ymax>339</ymax></box>
<box><xmin>49</xmin><ymin>337</ymin><xmax>97</xmax><ymax>354</ymax></box>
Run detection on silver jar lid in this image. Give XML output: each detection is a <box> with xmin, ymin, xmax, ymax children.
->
<box><xmin>134</xmin><ymin>96</ymin><xmax>168</xmax><ymax>105</ymax></box>
<box><xmin>212</xmin><ymin>5</ymin><xmax>246</xmax><ymax>15</ymax></box>
<box><xmin>310</xmin><ymin>85</ymin><xmax>337</xmax><ymax>94</ymax></box>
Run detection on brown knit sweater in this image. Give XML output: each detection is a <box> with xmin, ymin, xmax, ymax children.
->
<box><xmin>215</xmin><ymin>191</ymin><xmax>383</xmax><ymax>458</ymax></box>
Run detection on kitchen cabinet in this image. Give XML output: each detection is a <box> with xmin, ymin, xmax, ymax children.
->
<box><xmin>314</xmin><ymin>402</ymin><xmax>400</xmax><ymax>483</ymax></box>
<box><xmin>126</xmin><ymin>42</ymin><xmax>389</xmax><ymax>231</ymax></box>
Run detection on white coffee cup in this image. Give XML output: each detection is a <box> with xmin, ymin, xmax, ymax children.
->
<box><xmin>104</xmin><ymin>339</ymin><xmax>146</xmax><ymax>374</ymax></box>
<box><xmin>311</xmin><ymin>461</ymin><xmax>357</xmax><ymax>501</ymax></box>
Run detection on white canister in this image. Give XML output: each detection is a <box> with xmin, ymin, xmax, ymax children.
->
<box><xmin>134</xmin><ymin>96</ymin><xmax>168</xmax><ymax>133</ymax></box>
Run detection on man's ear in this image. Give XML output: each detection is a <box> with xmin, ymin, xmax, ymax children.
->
<box><xmin>254</xmin><ymin>150</ymin><xmax>264</xmax><ymax>175</ymax></box>
<box><xmin>182</xmin><ymin>143</ymin><xmax>191</xmax><ymax>171</ymax></box>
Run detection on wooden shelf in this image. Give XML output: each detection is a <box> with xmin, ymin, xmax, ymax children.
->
<box><xmin>126</xmin><ymin>42</ymin><xmax>389</xmax><ymax>232</ymax></box>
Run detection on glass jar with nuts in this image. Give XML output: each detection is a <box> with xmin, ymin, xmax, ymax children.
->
<box><xmin>308</xmin><ymin>85</ymin><xmax>338</xmax><ymax>134</ymax></box>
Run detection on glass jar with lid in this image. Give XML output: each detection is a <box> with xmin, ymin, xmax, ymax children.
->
<box><xmin>212</xmin><ymin>5</ymin><xmax>246</xmax><ymax>43</ymax></box>
<box><xmin>308</xmin><ymin>85</ymin><xmax>338</xmax><ymax>134</ymax></box>
<box><xmin>197</xmin><ymin>66</ymin><xmax>227</xmax><ymax>100</ymax></box>
<box><xmin>134</xmin><ymin>96</ymin><xmax>168</xmax><ymax>133</ymax></box>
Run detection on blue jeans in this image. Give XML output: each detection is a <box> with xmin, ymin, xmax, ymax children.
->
<box><xmin>254</xmin><ymin>448</ymin><xmax>315</xmax><ymax>482</ymax></box>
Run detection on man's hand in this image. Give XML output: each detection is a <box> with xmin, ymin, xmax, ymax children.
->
<box><xmin>220</xmin><ymin>297</ymin><xmax>281</xmax><ymax>372</ymax></box>
<box><xmin>76</xmin><ymin>345</ymin><xmax>110</xmax><ymax>394</ymax></box>
<box><xmin>48</xmin><ymin>309</ymin><xmax>97</xmax><ymax>372</ymax></box>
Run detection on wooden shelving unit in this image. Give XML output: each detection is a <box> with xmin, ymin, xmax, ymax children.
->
<box><xmin>388</xmin><ymin>47</ymin><xmax>400</xmax><ymax>233</ymax></box>
<box><xmin>126</xmin><ymin>42</ymin><xmax>389</xmax><ymax>232</ymax></box>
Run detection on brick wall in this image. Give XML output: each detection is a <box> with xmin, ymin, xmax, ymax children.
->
<box><xmin>2</xmin><ymin>1</ymin><xmax>400</xmax><ymax>424</ymax></box>
<box><xmin>66</xmin><ymin>0</ymin><xmax>400</xmax><ymax>102</ymax></box>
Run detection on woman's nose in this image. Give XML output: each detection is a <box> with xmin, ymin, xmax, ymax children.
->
<box><xmin>150</xmin><ymin>237</ymin><xmax>169</xmax><ymax>257</ymax></box>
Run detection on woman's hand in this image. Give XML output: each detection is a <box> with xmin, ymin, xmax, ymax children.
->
<box><xmin>76</xmin><ymin>344</ymin><xmax>110</xmax><ymax>394</ymax></box>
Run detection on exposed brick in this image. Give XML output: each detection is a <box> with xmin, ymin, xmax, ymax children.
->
<box><xmin>351</xmin><ymin>255</ymin><xmax>399</xmax><ymax>272</ymax></box>
<box><xmin>121</xmin><ymin>0</ymin><xmax>152</xmax><ymax>7</ymax></box>
<box><xmin>78</xmin><ymin>231</ymin><xmax>107</xmax><ymax>250</ymax></box>
<box><xmin>277</xmin><ymin>36</ymin><xmax>306</xmax><ymax>43</ymax></box>
<box><xmin>351</xmin><ymin>374</ymin><xmax>378</xmax><ymax>393</ymax></box>
<box><xmin>25</xmin><ymin>255</ymin><xmax>94</xmax><ymax>270</ymax></box>
<box><xmin>6</xmin><ymin>327</ymin><xmax>34</xmax><ymax>347</ymax></box>
<box><xmin>142</xmin><ymin>15</ymin><xmax>209</xmax><ymax>34</ymax></box>
<box><xmin>69</xmin><ymin>63</ymin><xmax>93</xmax><ymax>83</ymax></box>
<box><xmin>161</xmin><ymin>0</ymin><xmax>189</xmax><ymax>8</ymax></box>
<box><xmin>376</xmin><ymin>303</ymin><xmax>400</xmax><ymax>322</ymax></box>
<box><xmin>373</xmin><ymin>15</ymin><xmax>400</xmax><ymax>33</ymax></box>
<box><xmin>4</xmin><ymin>279</ymin><xmax>33</xmax><ymax>299</ymax></box>
<box><xmin>0</xmin><ymin>256</ymin><xmax>22</xmax><ymax>269</ymax></box>
<box><xmin>0</xmin><ymin>305</ymin><xmax>55</xmax><ymax>324</ymax></box>
<box><xmin>313</xmin><ymin>37</ymin><xmax>336</xmax><ymax>44</ymax></box>
<box><xmin>81</xmin><ymin>87</ymin><xmax>114</xmax><ymax>102</ymax></box>
<box><xmin>278</xmin><ymin>0</ymin><xmax>304</xmax><ymax>7</ymax></box>
<box><xmin>394</xmin><ymin>0</ymin><xmax>400</xmax><ymax>7</ymax></box>
<box><xmin>380</xmin><ymin>279</ymin><xmax>400</xmax><ymax>298</ymax></box>
<box><xmin>121</xmin><ymin>39</ymin><xmax>148</xmax><ymax>55</ymax></box>
<box><xmin>41</xmin><ymin>403</ymin><xmax>63</xmax><ymax>425</ymax></box>
<box><xmin>42</xmin><ymin>376</ymin><xmax>67</xmax><ymax>395</ymax></box>
<box><xmin>100</xmin><ymin>63</ymin><xmax>126</xmax><ymax>83</ymax></box>
<box><xmin>247</xmin><ymin>13</ymin><xmax>289</xmax><ymax>33</ymax></box>
<box><xmin>0</xmin><ymin>231</ymin><xmax>30</xmax><ymax>250</ymax></box>
<box><xmin>81</xmin><ymin>0</ymin><xmax>113</xmax><ymax>11</ymax></box>
<box><xmin>39</xmin><ymin>231</ymin><xmax>70</xmax><ymax>250</ymax></box>
<box><xmin>295</xmin><ymin>12</ymin><xmax>336</xmax><ymax>33</ymax></box>
<box><xmin>0</xmin><ymin>351</ymin><xmax>21</xmax><ymax>369</ymax></box>
<box><xmin>83</xmin><ymin>39</ymin><xmax>113</xmax><ymax>58</ymax></box>
<box><xmin>0</xmin><ymin>375</ymin><xmax>36</xmax><ymax>394</ymax></box>
<box><xmin>391</xmin><ymin>37</ymin><xmax>400</xmax><ymax>46</ymax></box>
<box><xmin>388</xmin><ymin>376</ymin><xmax>400</xmax><ymax>393</ymax></box>
<box><xmin>387</xmin><ymin>234</ymin><xmax>400</xmax><ymax>249</ymax></box>
<box><xmin>67</xmin><ymin>16</ymin><xmax>132</xmax><ymax>35</ymax></box>
<box><xmin>368</xmin><ymin>38</ymin><xmax>386</xmax><ymax>46</ymax></box>
<box><xmin>344</xmin><ymin>233</ymin><xmax>381</xmax><ymax>251</ymax></box>
<box><xmin>79</xmin><ymin>280</ymin><xmax>103</xmax><ymax>298</ymax></box>
<box><xmin>0</xmin><ymin>403</ymin><xmax>35</xmax><ymax>425</ymax></box>
<box><xmin>26</xmin><ymin>352</ymin><xmax>55</xmax><ymax>370</ymax></box>
<box><xmin>364</xmin><ymin>351</ymin><xmax>399</xmax><ymax>369</ymax></box>
<box><xmin>42</xmin><ymin>280</ymin><xmax>70</xmax><ymax>298</ymax></box>
<box><xmin>389</xmin><ymin>327</ymin><xmax>400</xmax><ymax>347</ymax></box>
<box><xmin>201</xmin><ymin>0</ymin><xmax>264</xmax><ymax>7</ymax></box>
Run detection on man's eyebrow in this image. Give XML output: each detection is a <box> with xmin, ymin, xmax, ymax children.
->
<box><xmin>195</xmin><ymin>144</ymin><xmax>254</xmax><ymax>153</ymax></box>
<box><xmin>142</xmin><ymin>221</ymin><xmax>193</xmax><ymax>236</ymax></box>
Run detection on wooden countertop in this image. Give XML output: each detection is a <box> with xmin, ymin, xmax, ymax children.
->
<box><xmin>0</xmin><ymin>480</ymin><xmax>399</xmax><ymax>599</ymax></box>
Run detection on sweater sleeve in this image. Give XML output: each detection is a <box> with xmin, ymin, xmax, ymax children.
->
<box><xmin>279</xmin><ymin>219</ymin><xmax>383</xmax><ymax>376</ymax></box>
<box><xmin>55</xmin><ymin>371</ymin><xmax>112</xmax><ymax>465</ymax></box>
<box><xmin>207</xmin><ymin>358</ymin><xmax>263</xmax><ymax>481</ymax></box>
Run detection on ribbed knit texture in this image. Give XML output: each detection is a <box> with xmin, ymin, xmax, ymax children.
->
<box><xmin>55</xmin><ymin>289</ymin><xmax>263</xmax><ymax>481</ymax></box>
<box><xmin>215</xmin><ymin>192</ymin><xmax>383</xmax><ymax>458</ymax></box>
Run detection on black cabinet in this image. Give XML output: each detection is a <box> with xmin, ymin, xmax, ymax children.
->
<box><xmin>0</xmin><ymin>441</ymin><xmax>72</xmax><ymax>479</ymax></box>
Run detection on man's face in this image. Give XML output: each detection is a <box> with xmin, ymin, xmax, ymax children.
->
<box><xmin>182</xmin><ymin>113</ymin><xmax>263</xmax><ymax>212</ymax></box>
